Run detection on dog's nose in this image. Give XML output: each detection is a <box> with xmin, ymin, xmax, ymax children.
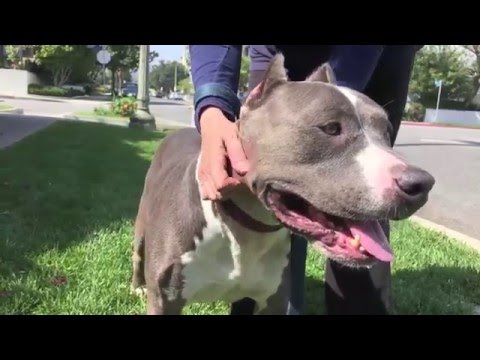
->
<box><xmin>394</xmin><ymin>167</ymin><xmax>435</xmax><ymax>200</ymax></box>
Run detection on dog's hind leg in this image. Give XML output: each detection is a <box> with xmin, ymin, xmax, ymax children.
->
<box><xmin>131</xmin><ymin>211</ymin><xmax>146</xmax><ymax>296</ymax></box>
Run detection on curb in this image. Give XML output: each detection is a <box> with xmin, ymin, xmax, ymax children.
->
<box><xmin>402</xmin><ymin>121</ymin><xmax>480</xmax><ymax>130</ymax></box>
<box><xmin>0</xmin><ymin>108</ymin><xmax>24</xmax><ymax>115</ymax></box>
<box><xmin>409</xmin><ymin>215</ymin><xmax>480</xmax><ymax>253</ymax></box>
<box><xmin>0</xmin><ymin>94</ymin><xmax>111</xmax><ymax>105</ymax></box>
<box><xmin>63</xmin><ymin>114</ymin><xmax>191</xmax><ymax>130</ymax></box>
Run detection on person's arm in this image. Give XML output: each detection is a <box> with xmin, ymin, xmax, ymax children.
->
<box><xmin>328</xmin><ymin>45</ymin><xmax>386</xmax><ymax>92</ymax></box>
<box><xmin>189</xmin><ymin>45</ymin><xmax>243</xmax><ymax>132</ymax></box>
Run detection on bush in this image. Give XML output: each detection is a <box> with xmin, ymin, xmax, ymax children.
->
<box><xmin>402</xmin><ymin>102</ymin><xmax>426</xmax><ymax>122</ymax></box>
<box><xmin>111</xmin><ymin>97</ymin><xmax>137</xmax><ymax>117</ymax></box>
<box><xmin>93</xmin><ymin>85</ymin><xmax>110</xmax><ymax>95</ymax></box>
<box><xmin>28</xmin><ymin>84</ymin><xmax>84</xmax><ymax>97</ymax></box>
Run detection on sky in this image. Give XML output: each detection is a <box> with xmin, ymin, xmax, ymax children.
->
<box><xmin>151</xmin><ymin>45</ymin><xmax>184</xmax><ymax>63</ymax></box>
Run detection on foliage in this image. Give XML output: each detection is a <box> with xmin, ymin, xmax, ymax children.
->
<box><xmin>409</xmin><ymin>46</ymin><xmax>474</xmax><ymax>109</ymax></box>
<box><xmin>239</xmin><ymin>55</ymin><xmax>250</xmax><ymax>91</ymax></box>
<box><xmin>105</xmin><ymin>46</ymin><xmax>158</xmax><ymax>94</ymax></box>
<box><xmin>27</xmin><ymin>45</ymin><xmax>95</xmax><ymax>87</ymax></box>
<box><xmin>402</xmin><ymin>102</ymin><xmax>426</xmax><ymax>122</ymax></box>
<box><xmin>106</xmin><ymin>45</ymin><xmax>158</xmax><ymax>73</ymax></box>
<box><xmin>150</xmin><ymin>60</ymin><xmax>189</xmax><ymax>92</ymax></box>
<box><xmin>459</xmin><ymin>45</ymin><xmax>480</xmax><ymax>106</ymax></box>
<box><xmin>110</xmin><ymin>96</ymin><xmax>137</xmax><ymax>117</ymax></box>
<box><xmin>28</xmin><ymin>84</ymin><xmax>84</xmax><ymax>97</ymax></box>
<box><xmin>177</xmin><ymin>77</ymin><xmax>193</xmax><ymax>94</ymax></box>
<box><xmin>5</xmin><ymin>45</ymin><xmax>24</xmax><ymax>68</ymax></box>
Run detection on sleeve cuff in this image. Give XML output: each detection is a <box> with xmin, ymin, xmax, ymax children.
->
<box><xmin>194</xmin><ymin>97</ymin><xmax>237</xmax><ymax>133</ymax></box>
<box><xmin>193</xmin><ymin>83</ymin><xmax>241</xmax><ymax>133</ymax></box>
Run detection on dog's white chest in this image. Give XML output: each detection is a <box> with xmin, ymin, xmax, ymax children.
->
<box><xmin>180</xmin><ymin>200</ymin><xmax>290</xmax><ymax>310</ymax></box>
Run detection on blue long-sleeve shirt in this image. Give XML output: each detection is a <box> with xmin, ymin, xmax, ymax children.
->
<box><xmin>189</xmin><ymin>45</ymin><xmax>418</xmax><ymax>132</ymax></box>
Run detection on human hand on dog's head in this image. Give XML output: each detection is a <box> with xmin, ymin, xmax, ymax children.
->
<box><xmin>198</xmin><ymin>107</ymin><xmax>250</xmax><ymax>201</ymax></box>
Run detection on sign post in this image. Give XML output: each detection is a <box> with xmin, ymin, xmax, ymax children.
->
<box><xmin>96</xmin><ymin>47</ymin><xmax>111</xmax><ymax>87</ymax></box>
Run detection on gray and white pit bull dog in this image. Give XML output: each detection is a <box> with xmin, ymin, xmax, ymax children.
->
<box><xmin>131</xmin><ymin>54</ymin><xmax>435</xmax><ymax>315</ymax></box>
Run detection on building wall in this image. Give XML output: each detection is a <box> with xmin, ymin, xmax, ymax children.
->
<box><xmin>0</xmin><ymin>69</ymin><xmax>41</xmax><ymax>96</ymax></box>
<box><xmin>424</xmin><ymin>108</ymin><xmax>480</xmax><ymax>126</ymax></box>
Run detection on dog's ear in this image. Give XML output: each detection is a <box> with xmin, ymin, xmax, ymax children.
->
<box><xmin>306</xmin><ymin>63</ymin><xmax>337</xmax><ymax>84</ymax></box>
<box><xmin>243</xmin><ymin>54</ymin><xmax>287</xmax><ymax>107</ymax></box>
<box><xmin>263</xmin><ymin>53</ymin><xmax>288</xmax><ymax>89</ymax></box>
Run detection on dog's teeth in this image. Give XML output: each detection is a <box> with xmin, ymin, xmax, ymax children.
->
<box><xmin>349</xmin><ymin>236</ymin><xmax>360</xmax><ymax>249</ymax></box>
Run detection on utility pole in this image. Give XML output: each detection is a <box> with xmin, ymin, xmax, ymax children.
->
<box><xmin>129</xmin><ymin>45</ymin><xmax>156</xmax><ymax>130</ymax></box>
<box><xmin>174</xmin><ymin>62</ymin><xmax>178</xmax><ymax>92</ymax></box>
<box><xmin>434</xmin><ymin>79</ymin><xmax>443</xmax><ymax>123</ymax></box>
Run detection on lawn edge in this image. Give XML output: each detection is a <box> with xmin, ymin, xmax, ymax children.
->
<box><xmin>0</xmin><ymin>107</ymin><xmax>24</xmax><ymax>114</ymax></box>
<box><xmin>64</xmin><ymin>113</ymin><xmax>191</xmax><ymax>131</ymax></box>
<box><xmin>409</xmin><ymin>215</ymin><xmax>480</xmax><ymax>253</ymax></box>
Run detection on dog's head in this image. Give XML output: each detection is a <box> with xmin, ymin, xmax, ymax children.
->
<box><xmin>238</xmin><ymin>54</ymin><xmax>435</xmax><ymax>267</ymax></box>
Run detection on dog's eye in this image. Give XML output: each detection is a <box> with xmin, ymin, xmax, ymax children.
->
<box><xmin>319</xmin><ymin>122</ymin><xmax>342</xmax><ymax>136</ymax></box>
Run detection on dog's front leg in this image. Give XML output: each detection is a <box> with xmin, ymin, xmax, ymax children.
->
<box><xmin>146</xmin><ymin>262</ymin><xmax>186</xmax><ymax>315</ymax></box>
<box><xmin>255</xmin><ymin>261</ymin><xmax>291</xmax><ymax>315</ymax></box>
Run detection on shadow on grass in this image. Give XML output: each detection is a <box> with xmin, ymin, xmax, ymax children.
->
<box><xmin>304</xmin><ymin>265</ymin><xmax>480</xmax><ymax>315</ymax></box>
<box><xmin>0</xmin><ymin>121</ymin><xmax>166</xmax><ymax>286</ymax></box>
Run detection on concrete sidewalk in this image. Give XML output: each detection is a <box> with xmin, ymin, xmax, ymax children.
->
<box><xmin>0</xmin><ymin>114</ymin><xmax>57</xmax><ymax>149</ymax></box>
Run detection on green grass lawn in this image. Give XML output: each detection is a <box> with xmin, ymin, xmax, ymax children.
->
<box><xmin>1</xmin><ymin>122</ymin><xmax>479</xmax><ymax>315</ymax></box>
<box><xmin>0</xmin><ymin>104</ymin><xmax>14</xmax><ymax>111</ymax></box>
<box><xmin>72</xmin><ymin>111</ymin><xmax>127</xmax><ymax>120</ymax></box>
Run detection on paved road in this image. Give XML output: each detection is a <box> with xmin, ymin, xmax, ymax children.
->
<box><xmin>1</xmin><ymin>96</ymin><xmax>193</xmax><ymax>126</ymax></box>
<box><xmin>394</xmin><ymin>125</ymin><xmax>480</xmax><ymax>240</ymax></box>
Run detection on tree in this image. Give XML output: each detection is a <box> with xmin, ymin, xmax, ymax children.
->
<box><xmin>409</xmin><ymin>46</ymin><xmax>474</xmax><ymax>109</ymax></box>
<box><xmin>105</xmin><ymin>45</ymin><xmax>158</xmax><ymax>94</ymax></box>
<box><xmin>150</xmin><ymin>60</ymin><xmax>189</xmax><ymax>93</ymax></box>
<box><xmin>239</xmin><ymin>55</ymin><xmax>250</xmax><ymax>91</ymax></box>
<box><xmin>5</xmin><ymin>45</ymin><xmax>28</xmax><ymax>69</ymax></box>
<box><xmin>460</xmin><ymin>45</ymin><xmax>480</xmax><ymax>106</ymax></box>
<box><xmin>29</xmin><ymin>45</ymin><xmax>96</xmax><ymax>87</ymax></box>
<box><xmin>177</xmin><ymin>77</ymin><xmax>193</xmax><ymax>94</ymax></box>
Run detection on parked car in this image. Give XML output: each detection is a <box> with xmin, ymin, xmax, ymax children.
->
<box><xmin>168</xmin><ymin>92</ymin><xmax>184</xmax><ymax>101</ymax></box>
<box><xmin>121</xmin><ymin>83</ymin><xmax>138</xmax><ymax>97</ymax></box>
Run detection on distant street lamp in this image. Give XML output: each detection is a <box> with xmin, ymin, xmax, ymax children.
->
<box><xmin>129</xmin><ymin>45</ymin><xmax>156</xmax><ymax>130</ymax></box>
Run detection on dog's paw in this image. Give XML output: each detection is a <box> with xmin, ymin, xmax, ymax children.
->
<box><xmin>130</xmin><ymin>285</ymin><xmax>147</xmax><ymax>298</ymax></box>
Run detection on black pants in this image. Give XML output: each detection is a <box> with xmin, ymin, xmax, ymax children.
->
<box><xmin>230</xmin><ymin>46</ymin><xmax>417</xmax><ymax>315</ymax></box>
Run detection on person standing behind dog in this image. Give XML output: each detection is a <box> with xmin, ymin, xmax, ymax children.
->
<box><xmin>189</xmin><ymin>45</ymin><xmax>422</xmax><ymax>315</ymax></box>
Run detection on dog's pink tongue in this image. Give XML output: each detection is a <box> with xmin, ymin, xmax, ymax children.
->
<box><xmin>346</xmin><ymin>220</ymin><xmax>394</xmax><ymax>263</ymax></box>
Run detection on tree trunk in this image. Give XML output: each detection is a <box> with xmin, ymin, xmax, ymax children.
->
<box><xmin>110</xmin><ymin>67</ymin><xmax>117</xmax><ymax>97</ymax></box>
<box><xmin>469</xmin><ymin>75</ymin><xmax>480</xmax><ymax>106</ymax></box>
<box><xmin>52</xmin><ymin>66</ymin><xmax>72</xmax><ymax>87</ymax></box>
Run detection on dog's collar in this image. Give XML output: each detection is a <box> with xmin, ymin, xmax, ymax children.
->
<box><xmin>218</xmin><ymin>199</ymin><xmax>283</xmax><ymax>233</ymax></box>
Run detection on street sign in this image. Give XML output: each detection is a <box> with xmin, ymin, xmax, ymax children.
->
<box><xmin>434</xmin><ymin>79</ymin><xmax>443</xmax><ymax>87</ymax></box>
<box><xmin>96</xmin><ymin>49</ymin><xmax>111</xmax><ymax>65</ymax></box>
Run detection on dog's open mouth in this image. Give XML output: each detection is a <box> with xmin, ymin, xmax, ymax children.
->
<box><xmin>265</xmin><ymin>188</ymin><xmax>393</xmax><ymax>263</ymax></box>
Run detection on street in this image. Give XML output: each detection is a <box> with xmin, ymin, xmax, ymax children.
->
<box><xmin>1</xmin><ymin>96</ymin><xmax>479</xmax><ymax>241</ymax></box>
<box><xmin>1</xmin><ymin>96</ymin><xmax>193</xmax><ymax>126</ymax></box>
<box><xmin>394</xmin><ymin>125</ymin><xmax>480</xmax><ymax>240</ymax></box>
